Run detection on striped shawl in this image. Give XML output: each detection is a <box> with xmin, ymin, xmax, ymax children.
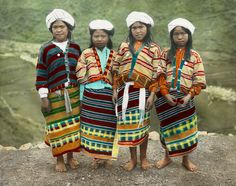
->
<box><xmin>76</xmin><ymin>47</ymin><xmax>116</xmax><ymax>85</ymax></box>
<box><xmin>157</xmin><ymin>49</ymin><xmax>206</xmax><ymax>93</ymax></box>
<box><xmin>112</xmin><ymin>42</ymin><xmax>162</xmax><ymax>92</ymax></box>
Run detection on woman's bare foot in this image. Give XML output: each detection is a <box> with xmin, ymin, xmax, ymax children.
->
<box><xmin>182</xmin><ymin>158</ymin><xmax>197</xmax><ymax>172</ymax></box>
<box><xmin>92</xmin><ymin>159</ymin><xmax>99</xmax><ymax>169</ymax></box>
<box><xmin>104</xmin><ymin>160</ymin><xmax>112</xmax><ymax>169</ymax></box>
<box><xmin>92</xmin><ymin>159</ymin><xmax>104</xmax><ymax>169</ymax></box>
<box><xmin>155</xmin><ymin>157</ymin><xmax>171</xmax><ymax>169</ymax></box>
<box><xmin>68</xmin><ymin>158</ymin><xmax>79</xmax><ymax>169</ymax></box>
<box><xmin>141</xmin><ymin>158</ymin><xmax>152</xmax><ymax>170</ymax></box>
<box><xmin>122</xmin><ymin>160</ymin><xmax>137</xmax><ymax>171</ymax></box>
<box><xmin>56</xmin><ymin>156</ymin><xmax>67</xmax><ymax>172</ymax></box>
<box><xmin>67</xmin><ymin>152</ymin><xmax>79</xmax><ymax>169</ymax></box>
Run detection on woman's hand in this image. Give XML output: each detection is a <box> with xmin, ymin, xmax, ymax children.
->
<box><xmin>178</xmin><ymin>94</ymin><xmax>191</xmax><ymax>107</ymax></box>
<box><xmin>164</xmin><ymin>94</ymin><xmax>177</xmax><ymax>106</ymax></box>
<box><xmin>146</xmin><ymin>92</ymin><xmax>155</xmax><ymax>111</ymax></box>
<box><xmin>112</xmin><ymin>89</ymin><xmax>118</xmax><ymax>105</ymax></box>
<box><xmin>41</xmin><ymin>97</ymin><xmax>51</xmax><ymax>113</ymax></box>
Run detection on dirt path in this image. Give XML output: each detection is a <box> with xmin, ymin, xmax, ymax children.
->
<box><xmin>1</xmin><ymin>134</ymin><xmax>236</xmax><ymax>186</ymax></box>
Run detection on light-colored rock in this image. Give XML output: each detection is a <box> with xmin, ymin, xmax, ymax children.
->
<box><xmin>149</xmin><ymin>131</ymin><xmax>160</xmax><ymax>141</ymax></box>
<box><xmin>4</xmin><ymin>146</ymin><xmax>17</xmax><ymax>151</ymax></box>
<box><xmin>208</xmin><ymin>132</ymin><xmax>216</xmax><ymax>136</ymax></box>
<box><xmin>35</xmin><ymin>142</ymin><xmax>48</xmax><ymax>149</ymax></box>
<box><xmin>198</xmin><ymin>131</ymin><xmax>208</xmax><ymax>136</ymax></box>
<box><xmin>0</xmin><ymin>145</ymin><xmax>3</xmax><ymax>151</ymax></box>
<box><xmin>228</xmin><ymin>133</ymin><xmax>234</xmax><ymax>137</ymax></box>
<box><xmin>19</xmin><ymin>143</ymin><xmax>33</xmax><ymax>150</ymax></box>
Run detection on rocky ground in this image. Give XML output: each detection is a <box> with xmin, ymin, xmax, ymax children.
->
<box><xmin>1</xmin><ymin>132</ymin><xmax>236</xmax><ymax>186</ymax></box>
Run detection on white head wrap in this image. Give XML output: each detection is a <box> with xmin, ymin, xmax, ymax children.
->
<box><xmin>89</xmin><ymin>19</ymin><xmax>114</xmax><ymax>31</ymax></box>
<box><xmin>168</xmin><ymin>18</ymin><xmax>195</xmax><ymax>34</ymax></box>
<box><xmin>126</xmin><ymin>11</ymin><xmax>154</xmax><ymax>28</ymax></box>
<box><xmin>46</xmin><ymin>9</ymin><xmax>75</xmax><ymax>30</ymax></box>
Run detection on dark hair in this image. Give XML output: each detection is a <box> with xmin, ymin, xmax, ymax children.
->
<box><xmin>49</xmin><ymin>21</ymin><xmax>73</xmax><ymax>40</ymax></box>
<box><xmin>88</xmin><ymin>29</ymin><xmax>114</xmax><ymax>49</ymax></box>
<box><xmin>167</xmin><ymin>27</ymin><xmax>192</xmax><ymax>64</ymax></box>
<box><xmin>126</xmin><ymin>22</ymin><xmax>153</xmax><ymax>55</ymax></box>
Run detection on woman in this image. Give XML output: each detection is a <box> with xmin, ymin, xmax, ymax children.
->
<box><xmin>155</xmin><ymin>18</ymin><xmax>206</xmax><ymax>172</ymax></box>
<box><xmin>35</xmin><ymin>9</ymin><xmax>81</xmax><ymax>172</ymax></box>
<box><xmin>76</xmin><ymin>20</ymin><xmax>117</xmax><ymax>169</ymax></box>
<box><xmin>112</xmin><ymin>11</ymin><xmax>161</xmax><ymax>171</ymax></box>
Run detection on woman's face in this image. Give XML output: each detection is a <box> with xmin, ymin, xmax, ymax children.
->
<box><xmin>51</xmin><ymin>20</ymin><xmax>69</xmax><ymax>42</ymax></box>
<box><xmin>92</xmin><ymin>29</ymin><xmax>109</xmax><ymax>50</ymax></box>
<box><xmin>131</xmin><ymin>22</ymin><xmax>147</xmax><ymax>41</ymax></box>
<box><xmin>172</xmin><ymin>26</ymin><xmax>189</xmax><ymax>48</ymax></box>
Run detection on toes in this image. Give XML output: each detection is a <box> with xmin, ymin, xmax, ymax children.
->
<box><xmin>182</xmin><ymin>162</ymin><xmax>197</xmax><ymax>172</ymax></box>
<box><xmin>155</xmin><ymin>160</ymin><xmax>162</xmax><ymax>168</ymax></box>
<box><xmin>55</xmin><ymin>164</ymin><xmax>67</xmax><ymax>172</ymax></box>
<box><xmin>191</xmin><ymin>166</ymin><xmax>198</xmax><ymax>172</ymax></box>
<box><xmin>141</xmin><ymin>164</ymin><xmax>152</xmax><ymax>170</ymax></box>
<box><xmin>155</xmin><ymin>159</ymin><xmax>171</xmax><ymax>169</ymax></box>
<box><xmin>122</xmin><ymin>161</ymin><xmax>137</xmax><ymax>171</ymax></box>
<box><xmin>92</xmin><ymin>159</ymin><xmax>104</xmax><ymax>169</ymax></box>
<box><xmin>92</xmin><ymin>163</ymin><xmax>99</xmax><ymax>169</ymax></box>
<box><xmin>69</xmin><ymin>158</ymin><xmax>79</xmax><ymax>169</ymax></box>
<box><xmin>155</xmin><ymin>162</ymin><xmax>162</xmax><ymax>169</ymax></box>
<box><xmin>104</xmin><ymin>160</ymin><xmax>112</xmax><ymax>169</ymax></box>
<box><xmin>141</xmin><ymin>160</ymin><xmax>152</xmax><ymax>170</ymax></box>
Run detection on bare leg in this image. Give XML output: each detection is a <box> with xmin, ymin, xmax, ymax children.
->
<box><xmin>104</xmin><ymin>159</ymin><xmax>112</xmax><ymax>169</ymax></box>
<box><xmin>140</xmin><ymin>137</ymin><xmax>152</xmax><ymax>170</ymax></box>
<box><xmin>182</xmin><ymin>155</ymin><xmax>197</xmax><ymax>172</ymax></box>
<box><xmin>67</xmin><ymin>152</ymin><xmax>79</xmax><ymax>169</ymax></box>
<box><xmin>92</xmin><ymin>158</ymin><xmax>104</xmax><ymax>169</ymax></box>
<box><xmin>155</xmin><ymin>149</ymin><xmax>172</xmax><ymax>169</ymax></box>
<box><xmin>55</xmin><ymin>155</ymin><xmax>67</xmax><ymax>172</ymax></box>
<box><xmin>122</xmin><ymin>147</ymin><xmax>137</xmax><ymax>171</ymax></box>
<box><xmin>92</xmin><ymin>158</ymin><xmax>99</xmax><ymax>169</ymax></box>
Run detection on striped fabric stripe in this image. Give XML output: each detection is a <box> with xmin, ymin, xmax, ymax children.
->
<box><xmin>80</xmin><ymin>88</ymin><xmax>117</xmax><ymax>159</ymax></box>
<box><xmin>76</xmin><ymin>48</ymin><xmax>116</xmax><ymax>85</ymax></box>
<box><xmin>117</xmin><ymin>85</ymin><xmax>150</xmax><ymax>147</ymax></box>
<box><xmin>43</xmin><ymin>86</ymin><xmax>81</xmax><ymax>157</ymax></box>
<box><xmin>157</xmin><ymin>49</ymin><xmax>206</xmax><ymax>93</ymax></box>
<box><xmin>155</xmin><ymin>91</ymin><xmax>198</xmax><ymax>157</ymax></box>
<box><xmin>112</xmin><ymin>42</ymin><xmax>162</xmax><ymax>91</ymax></box>
<box><xmin>36</xmin><ymin>41</ymin><xmax>81</xmax><ymax>91</ymax></box>
<box><xmin>117</xmin><ymin>84</ymin><xmax>150</xmax><ymax>113</ymax></box>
